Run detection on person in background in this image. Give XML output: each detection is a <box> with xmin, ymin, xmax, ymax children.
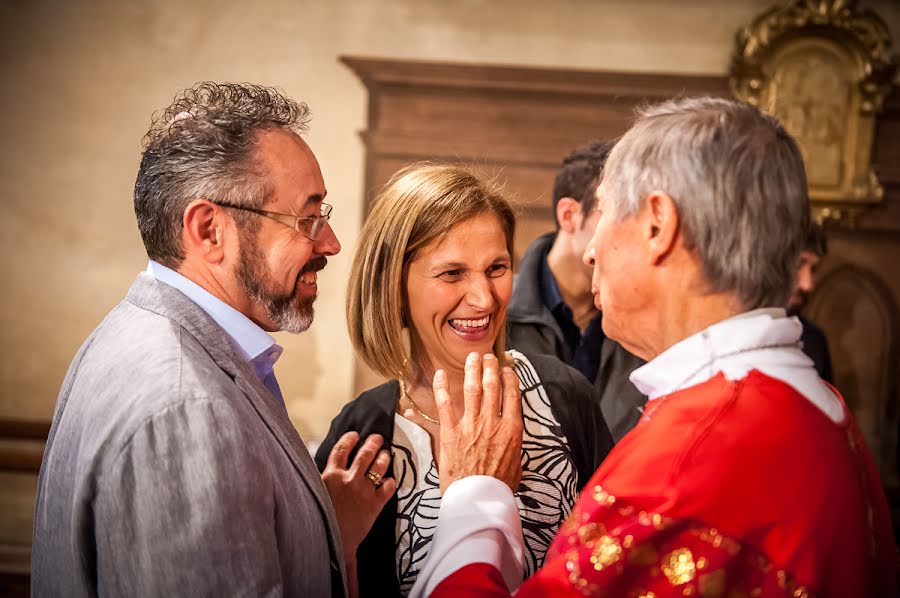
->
<box><xmin>787</xmin><ymin>222</ymin><xmax>833</xmax><ymax>382</ymax></box>
<box><xmin>316</xmin><ymin>164</ymin><xmax>613</xmax><ymax>597</ymax></box>
<box><xmin>32</xmin><ymin>82</ymin><xmax>392</xmax><ymax>598</ymax></box>
<box><xmin>411</xmin><ymin>97</ymin><xmax>896</xmax><ymax>598</ymax></box>
<box><xmin>507</xmin><ymin>141</ymin><xmax>646</xmax><ymax>442</ymax></box>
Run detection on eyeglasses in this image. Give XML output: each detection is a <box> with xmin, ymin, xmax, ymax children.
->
<box><xmin>210</xmin><ymin>200</ymin><xmax>333</xmax><ymax>241</ymax></box>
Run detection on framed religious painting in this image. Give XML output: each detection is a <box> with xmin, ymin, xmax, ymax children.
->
<box><xmin>730</xmin><ymin>0</ymin><xmax>897</xmax><ymax>225</ymax></box>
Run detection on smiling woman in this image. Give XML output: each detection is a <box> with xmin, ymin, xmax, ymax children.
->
<box><xmin>314</xmin><ymin>164</ymin><xmax>613</xmax><ymax>597</ymax></box>
<box><xmin>404</xmin><ymin>212</ymin><xmax>512</xmax><ymax>377</ymax></box>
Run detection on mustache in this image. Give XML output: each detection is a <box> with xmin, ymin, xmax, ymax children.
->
<box><xmin>300</xmin><ymin>256</ymin><xmax>328</xmax><ymax>275</ymax></box>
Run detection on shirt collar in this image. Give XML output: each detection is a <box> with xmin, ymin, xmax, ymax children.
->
<box><xmin>539</xmin><ymin>247</ymin><xmax>566</xmax><ymax>313</ymax></box>
<box><xmin>628</xmin><ymin>307</ymin><xmax>844</xmax><ymax>423</ymax></box>
<box><xmin>146</xmin><ymin>261</ymin><xmax>282</xmax><ymax>367</ymax></box>
<box><xmin>630</xmin><ymin>307</ymin><xmax>793</xmax><ymax>399</ymax></box>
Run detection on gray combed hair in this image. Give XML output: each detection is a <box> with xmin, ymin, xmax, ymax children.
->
<box><xmin>133</xmin><ymin>82</ymin><xmax>311</xmax><ymax>268</ymax></box>
<box><xmin>600</xmin><ymin>96</ymin><xmax>809</xmax><ymax>310</ymax></box>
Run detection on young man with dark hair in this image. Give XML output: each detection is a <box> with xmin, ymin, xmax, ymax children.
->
<box><xmin>507</xmin><ymin>141</ymin><xmax>646</xmax><ymax>441</ymax></box>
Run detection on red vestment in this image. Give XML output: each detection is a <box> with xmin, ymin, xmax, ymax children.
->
<box><xmin>432</xmin><ymin>371</ymin><xmax>897</xmax><ymax>597</ymax></box>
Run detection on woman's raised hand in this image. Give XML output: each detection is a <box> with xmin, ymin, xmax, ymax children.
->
<box><xmin>432</xmin><ymin>352</ymin><xmax>523</xmax><ymax>494</ymax></box>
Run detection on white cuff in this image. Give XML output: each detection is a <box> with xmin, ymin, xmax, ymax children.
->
<box><xmin>409</xmin><ymin>475</ymin><xmax>524</xmax><ymax>597</ymax></box>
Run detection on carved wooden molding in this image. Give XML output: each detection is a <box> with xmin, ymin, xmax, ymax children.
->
<box><xmin>342</xmin><ymin>56</ymin><xmax>732</xmax><ymax>209</ymax></box>
<box><xmin>345</xmin><ymin>55</ymin><xmax>897</xmax><ymax>228</ymax></box>
<box><xmin>342</xmin><ymin>56</ymin><xmax>730</xmax><ymax>99</ymax></box>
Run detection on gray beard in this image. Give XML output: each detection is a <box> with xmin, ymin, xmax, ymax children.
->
<box><xmin>236</xmin><ymin>232</ymin><xmax>317</xmax><ymax>334</ymax></box>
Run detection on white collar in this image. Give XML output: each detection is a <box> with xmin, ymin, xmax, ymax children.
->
<box><xmin>629</xmin><ymin>308</ymin><xmax>844</xmax><ymax>423</ymax></box>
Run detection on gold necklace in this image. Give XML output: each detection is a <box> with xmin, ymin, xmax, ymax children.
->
<box><xmin>399</xmin><ymin>378</ymin><xmax>440</xmax><ymax>424</ymax></box>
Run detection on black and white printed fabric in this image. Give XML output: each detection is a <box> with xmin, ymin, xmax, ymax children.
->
<box><xmin>391</xmin><ymin>350</ymin><xmax>577</xmax><ymax>595</ymax></box>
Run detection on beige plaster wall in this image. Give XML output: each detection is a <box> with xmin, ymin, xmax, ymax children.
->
<box><xmin>1</xmin><ymin>0</ymin><xmax>898</xmax><ymax>443</ymax></box>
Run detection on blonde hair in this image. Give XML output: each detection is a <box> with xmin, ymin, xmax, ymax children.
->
<box><xmin>346</xmin><ymin>163</ymin><xmax>515</xmax><ymax>381</ymax></box>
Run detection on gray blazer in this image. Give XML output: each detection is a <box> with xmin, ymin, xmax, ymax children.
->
<box><xmin>32</xmin><ymin>273</ymin><xmax>346</xmax><ymax>597</ymax></box>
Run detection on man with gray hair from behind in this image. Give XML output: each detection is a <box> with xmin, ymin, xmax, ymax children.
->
<box><xmin>32</xmin><ymin>82</ymin><xmax>395</xmax><ymax>597</ymax></box>
<box><xmin>409</xmin><ymin>97</ymin><xmax>897</xmax><ymax>597</ymax></box>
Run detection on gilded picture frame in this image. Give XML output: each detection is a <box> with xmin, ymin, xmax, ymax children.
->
<box><xmin>730</xmin><ymin>0</ymin><xmax>897</xmax><ymax>224</ymax></box>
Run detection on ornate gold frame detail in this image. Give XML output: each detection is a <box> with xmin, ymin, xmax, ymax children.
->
<box><xmin>730</xmin><ymin>0</ymin><xmax>897</xmax><ymax>225</ymax></box>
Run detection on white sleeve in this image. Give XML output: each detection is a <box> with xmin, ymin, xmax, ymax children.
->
<box><xmin>409</xmin><ymin>475</ymin><xmax>524</xmax><ymax>597</ymax></box>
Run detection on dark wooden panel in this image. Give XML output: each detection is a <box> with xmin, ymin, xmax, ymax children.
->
<box><xmin>873</xmin><ymin>88</ymin><xmax>900</xmax><ymax>185</ymax></box>
<box><xmin>0</xmin><ymin>419</ymin><xmax>44</xmax><ymax>597</ymax></box>
<box><xmin>0</xmin><ymin>442</ymin><xmax>44</xmax><ymax>474</ymax></box>
<box><xmin>860</xmin><ymin>88</ymin><xmax>900</xmax><ymax>232</ymax></box>
<box><xmin>0</xmin><ymin>543</ymin><xmax>29</xmax><ymax>598</ymax></box>
<box><xmin>0</xmin><ymin>420</ymin><xmax>47</xmax><ymax>474</ymax></box>
<box><xmin>0</xmin><ymin>420</ymin><xmax>50</xmax><ymax>441</ymax></box>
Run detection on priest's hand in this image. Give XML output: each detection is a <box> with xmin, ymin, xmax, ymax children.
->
<box><xmin>433</xmin><ymin>352</ymin><xmax>523</xmax><ymax>494</ymax></box>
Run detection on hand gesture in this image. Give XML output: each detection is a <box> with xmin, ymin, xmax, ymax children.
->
<box><xmin>321</xmin><ymin>432</ymin><xmax>396</xmax><ymax>560</ymax></box>
<box><xmin>433</xmin><ymin>352</ymin><xmax>523</xmax><ymax>494</ymax></box>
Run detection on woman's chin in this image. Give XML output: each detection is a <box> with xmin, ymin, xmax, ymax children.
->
<box><xmin>434</xmin><ymin>324</ymin><xmax>499</xmax><ymax>368</ymax></box>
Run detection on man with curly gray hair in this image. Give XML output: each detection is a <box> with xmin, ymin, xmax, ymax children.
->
<box><xmin>32</xmin><ymin>83</ymin><xmax>394</xmax><ymax>597</ymax></box>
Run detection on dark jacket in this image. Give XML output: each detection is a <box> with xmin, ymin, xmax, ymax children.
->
<box><xmin>315</xmin><ymin>352</ymin><xmax>612</xmax><ymax>598</ymax></box>
<box><xmin>507</xmin><ymin>232</ymin><xmax>648</xmax><ymax>442</ymax></box>
<box><xmin>799</xmin><ymin>315</ymin><xmax>833</xmax><ymax>383</ymax></box>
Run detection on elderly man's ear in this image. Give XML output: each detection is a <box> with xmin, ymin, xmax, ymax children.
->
<box><xmin>644</xmin><ymin>191</ymin><xmax>679</xmax><ymax>265</ymax></box>
<box><xmin>182</xmin><ymin>199</ymin><xmax>228</xmax><ymax>264</ymax></box>
<box><xmin>555</xmin><ymin>197</ymin><xmax>584</xmax><ymax>234</ymax></box>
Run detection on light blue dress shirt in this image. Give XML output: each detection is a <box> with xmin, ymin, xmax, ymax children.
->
<box><xmin>146</xmin><ymin>261</ymin><xmax>285</xmax><ymax>406</ymax></box>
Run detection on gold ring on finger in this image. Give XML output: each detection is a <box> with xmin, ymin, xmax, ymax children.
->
<box><xmin>366</xmin><ymin>470</ymin><xmax>384</xmax><ymax>489</ymax></box>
